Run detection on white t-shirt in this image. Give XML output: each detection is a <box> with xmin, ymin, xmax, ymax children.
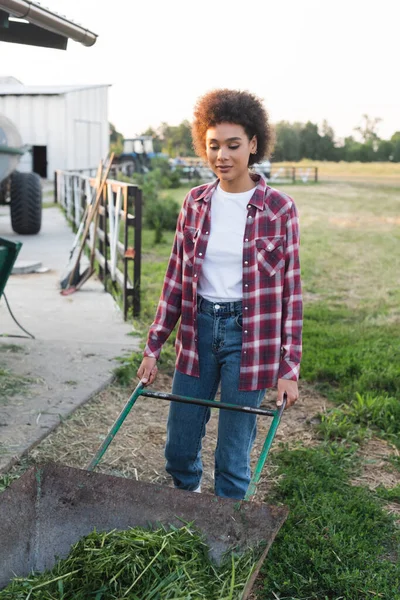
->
<box><xmin>198</xmin><ymin>184</ymin><xmax>256</xmax><ymax>302</ymax></box>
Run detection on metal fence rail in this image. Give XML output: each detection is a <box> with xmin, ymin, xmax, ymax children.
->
<box><xmin>55</xmin><ymin>169</ymin><xmax>142</xmax><ymax>319</ymax></box>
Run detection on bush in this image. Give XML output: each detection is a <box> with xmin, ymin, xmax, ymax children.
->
<box><xmin>150</xmin><ymin>157</ymin><xmax>181</xmax><ymax>189</ymax></box>
<box><xmin>144</xmin><ymin>195</ymin><xmax>180</xmax><ymax>244</ymax></box>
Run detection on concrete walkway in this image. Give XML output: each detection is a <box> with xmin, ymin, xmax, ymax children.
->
<box><xmin>0</xmin><ymin>205</ymin><xmax>139</xmax><ymax>472</ymax></box>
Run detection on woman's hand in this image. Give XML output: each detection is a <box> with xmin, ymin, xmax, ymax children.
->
<box><xmin>277</xmin><ymin>379</ymin><xmax>299</xmax><ymax>408</ymax></box>
<box><xmin>137</xmin><ymin>357</ymin><xmax>158</xmax><ymax>386</ymax></box>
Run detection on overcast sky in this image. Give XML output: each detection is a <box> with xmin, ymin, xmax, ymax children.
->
<box><xmin>2</xmin><ymin>0</ymin><xmax>399</xmax><ymax>142</ymax></box>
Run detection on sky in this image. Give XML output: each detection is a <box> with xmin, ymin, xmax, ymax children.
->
<box><xmin>1</xmin><ymin>0</ymin><xmax>399</xmax><ymax>142</ymax></box>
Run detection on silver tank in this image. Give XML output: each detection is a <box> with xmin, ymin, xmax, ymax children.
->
<box><xmin>0</xmin><ymin>115</ymin><xmax>23</xmax><ymax>182</ymax></box>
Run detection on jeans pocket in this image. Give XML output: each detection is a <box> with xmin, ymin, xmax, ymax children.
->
<box><xmin>234</xmin><ymin>313</ymin><xmax>243</xmax><ymax>329</ymax></box>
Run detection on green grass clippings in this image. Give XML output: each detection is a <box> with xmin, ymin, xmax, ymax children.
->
<box><xmin>0</xmin><ymin>525</ymin><xmax>256</xmax><ymax>600</ymax></box>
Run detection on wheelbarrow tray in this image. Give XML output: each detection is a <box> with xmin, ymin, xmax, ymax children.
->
<box><xmin>0</xmin><ymin>462</ymin><xmax>288</xmax><ymax>597</ymax></box>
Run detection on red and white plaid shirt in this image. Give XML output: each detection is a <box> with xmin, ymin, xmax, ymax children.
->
<box><xmin>144</xmin><ymin>174</ymin><xmax>303</xmax><ymax>391</ymax></box>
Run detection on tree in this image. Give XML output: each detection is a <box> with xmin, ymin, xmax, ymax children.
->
<box><xmin>272</xmin><ymin>121</ymin><xmax>302</xmax><ymax>161</ymax></box>
<box><xmin>159</xmin><ymin>120</ymin><xmax>194</xmax><ymax>157</ymax></box>
<box><xmin>318</xmin><ymin>120</ymin><xmax>337</xmax><ymax>161</ymax></box>
<box><xmin>354</xmin><ymin>114</ymin><xmax>382</xmax><ymax>144</ymax></box>
<box><xmin>109</xmin><ymin>122</ymin><xmax>123</xmax><ymax>155</ymax></box>
<box><xmin>376</xmin><ymin>140</ymin><xmax>393</xmax><ymax>162</ymax></box>
<box><xmin>299</xmin><ymin>121</ymin><xmax>321</xmax><ymax>160</ymax></box>
<box><xmin>390</xmin><ymin>132</ymin><xmax>400</xmax><ymax>162</ymax></box>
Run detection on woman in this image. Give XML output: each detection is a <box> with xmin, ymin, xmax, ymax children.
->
<box><xmin>137</xmin><ymin>89</ymin><xmax>303</xmax><ymax>499</ymax></box>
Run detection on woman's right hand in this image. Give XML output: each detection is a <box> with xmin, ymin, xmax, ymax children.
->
<box><xmin>137</xmin><ymin>356</ymin><xmax>158</xmax><ymax>386</ymax></box>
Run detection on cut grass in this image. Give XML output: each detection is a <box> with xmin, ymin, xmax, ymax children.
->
<box><xmin>0</xmin><ymin>344</ymin><xmax>25</xmax><ymax>354</ymax></box>
<box><xmin>0</xmin><ymin>525</ymin><xmax>256</xmax><ymax>600</ymax></box>
<box><xmin>0</xmin><ymin>368</ymin><xmax>32</xmax><ymax>400</ymax></box>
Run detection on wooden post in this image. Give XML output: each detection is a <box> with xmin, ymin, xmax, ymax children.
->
<box><xmin>292</xmin><ymin>167</ymin><xmax>296</xmax><ymax>183</ymax></box>
<box><xmin>315</xmin><ymin>167</ymin><xmax>318</xmax><ymax>183</ymax></box>
<box><xmin>133</xmin><ymin>187</ymin><xmax>142</xmax><ymax>317</ymax></box>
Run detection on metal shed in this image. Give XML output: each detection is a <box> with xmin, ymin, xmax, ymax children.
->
<box><xmin>0</xmin><ymin>77</ymin><xmax>110</xmax><ymax>179</ymax></box>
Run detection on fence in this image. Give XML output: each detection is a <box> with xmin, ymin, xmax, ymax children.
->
<box><xmin>54</xmin><ymin>170</ymin><xmax>142</xmax><ymax>319</ymax></box>
<box><xmin>268</xmin><ymin>166</ymin><xmax>318</xmax><ymax>184</ymax></box>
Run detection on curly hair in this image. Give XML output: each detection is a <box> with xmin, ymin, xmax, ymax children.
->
<box><xmin>192</xmin><ymin>89</ymin><xmax>274</xmax><ymax>166</ymax></box>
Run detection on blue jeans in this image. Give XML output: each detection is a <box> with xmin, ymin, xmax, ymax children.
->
<box><xmin>165</xmin><ymin>296</ymin><xmax>266</xmax><ymax>499</ymax></box>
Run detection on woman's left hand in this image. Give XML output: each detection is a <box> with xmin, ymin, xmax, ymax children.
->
<box><xmin>277</xmin><ymin>379</ymin><xmax>299</xmax><ymax>408</ymax></box>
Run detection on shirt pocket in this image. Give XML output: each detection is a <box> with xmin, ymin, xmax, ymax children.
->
<box><xmin>256</xmin><ymin>237</ymin><xmax>285</xmax><ymax>276</ymax></box>
<box><xmin>183</xmin><ymin>226</ymin><xmax>199</xmax><ymax>267</ymax></box>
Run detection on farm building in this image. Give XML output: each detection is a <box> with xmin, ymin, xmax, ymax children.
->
<box><xmin>0</xmin><ymin>76</ymin><xmax>110</xmax><ymax>179</ymax></box>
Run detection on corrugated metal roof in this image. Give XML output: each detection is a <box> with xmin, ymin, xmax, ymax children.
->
<box><xmin>0</xmin><ymin>82</ymin><xmax>110</xmax><ymax>95</ymax></box>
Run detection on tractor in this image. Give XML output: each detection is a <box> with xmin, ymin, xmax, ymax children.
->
<box><xmin>0</xmin><ymin>114</ymin><xmax>42</xmax><ymax>235</ymax></box>
<box><xmin>113</xmin><ymin>136</ymin><xmax>156</xmax><ymax>176</ymax></box>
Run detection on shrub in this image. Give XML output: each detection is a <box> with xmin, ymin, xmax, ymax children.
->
<box><xmin>144</xmin><ymin>195</ymin><xmax>180</xmax><ymax>244</ymax></box>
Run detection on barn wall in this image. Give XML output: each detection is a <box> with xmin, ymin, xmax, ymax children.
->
<box><xmin>65</xmin><ymin>87</ymin><xmax>109</xmax><ymax>172</ymax></box>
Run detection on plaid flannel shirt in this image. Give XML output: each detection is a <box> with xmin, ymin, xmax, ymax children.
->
<box><xmin>144</xmin><ymin>174</ymin><xmax>303</xmax><ymax>391</ymax></box>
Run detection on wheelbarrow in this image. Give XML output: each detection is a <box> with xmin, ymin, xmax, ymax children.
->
<box><xmin>0</xmin><ymin>383</ymin><xmax>289</xmax><ymax>598</ymax></box>
<box><xmin>0</xmin><ymin>237</ymin><xmax>22</xmax><ymax>299</ymax></box>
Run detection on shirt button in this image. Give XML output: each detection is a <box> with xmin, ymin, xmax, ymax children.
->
<box><xmin>244</xmin><ymin>284</ymin><xmax>249</xmax><ymax>288</ymax></box>
<box><xmin>199</xmin><ymin>252</ymin><xmax>203</xmax><ymax>256</ymax></box>
<box><xmin>244</xmin><ymin>261</ymin><xmax>248</xmax><ymax>265</ymax></box>
<box><xmin>247</xmin><ymin>205</ymin><xmax>251</xmax><ymax>209</ymax></box>
<box><xmin>205</xmin><ymin>231</ymin><xmax>209</xmax><ymax>234</ymax></box>
<box><xmin>244</xmin><ymin>350</ymin><xmax>247</xmax><ymax>354</ymax></box>
<box><xmin>244</xmin><ymin>238</ymin><xmax>249</xmax><ymax>242</ymax></box>
<box><xmin>244</xmin><ymin>330</ymin><xmax>248</xmax><ymax>334</ymax></box>
<box><xmin>194</xmin><ymin>274</ymin><xmax>197</xmax><ymax>277</ymax></box>
<box><xmin>267</xmin><ymin>243</ymin><xmax>273</xmax><ymax>250</ymax></box>
<box><xmin>244</xmin><ymin>306</ymin><xmax>248</xmax><ymax>310</ymax></box>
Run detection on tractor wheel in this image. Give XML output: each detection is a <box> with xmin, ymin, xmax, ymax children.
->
<box><xmin>10</xmin><ymin>171</ymin><xmax>42</xmax><ymax>235</ymax></box>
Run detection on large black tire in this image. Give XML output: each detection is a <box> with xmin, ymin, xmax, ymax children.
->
<box><xmin>10</xmin><ymin>171</ymin><xmax>42</xmax><ymax>235</ymax></box>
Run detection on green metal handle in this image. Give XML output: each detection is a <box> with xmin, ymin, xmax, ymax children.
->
<box><xmin>88</xmin><ymin>383</ymin><xmax>287</xmax><ymax>501</ymax></box>
<box><xmin>87</xmin><ymin>381</ymin><xmax>143</xmax><ymax>471</ymax></box>
<box><xmin>245</xmin><ymin>393</ymin><xmax>286</xmax><ymax>500</ymax></box>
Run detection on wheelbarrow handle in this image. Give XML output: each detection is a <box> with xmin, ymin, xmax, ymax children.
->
<box><xmin>88</xmin><ymin>383</ymin><xmax>287</xmax><ymax>500</ymax></box>
<box><xmin>87</xmin><ymin>381</ymin><xmax>143</xmax><ymax>471</ymax></box>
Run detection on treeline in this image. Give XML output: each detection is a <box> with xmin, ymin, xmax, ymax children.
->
<box><xmin>111</xmin><ymin>115</ymin><xmax>400</xmax><ymax>163</ymax></box>
<box><xmin>273</xmin><ymin>117</ymin><xmax>400</xmax><ymax>162</ymax></box>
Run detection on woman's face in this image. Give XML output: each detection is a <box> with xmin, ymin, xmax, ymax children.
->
<box><xmin>205</xmin><ymin>122</ymin><xmax>256</xmax><ymax>190</ymax></box>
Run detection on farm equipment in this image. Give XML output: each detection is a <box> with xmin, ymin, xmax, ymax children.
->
<box><xmin>113</xmin><ymin>136</ymin><xmax>156</xmax><ymax>176</ymax></box>
<box><xmin>0</xmin><ymin>114</ymin><xmax>42</xmax><ymax>235</ymax></box>
<box><xmin>0</xmin><ymin>385</ymin><xmax>288</xmax><ymax>598</ymax></box>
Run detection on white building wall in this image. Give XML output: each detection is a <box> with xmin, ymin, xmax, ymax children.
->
<box><xmin>65</xmin><ymin>86</ymin><xmax>109</xmax><ymax>172</ymax></box>
<box><xmin>0</xmin><ymin>85</ymin><xmax>109</xmax><ymax>179</ymax></box>
<box><xmin>0</xmin><ymin>94</ymin><xmax>66</xmax><ymax>176</ymax></box>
